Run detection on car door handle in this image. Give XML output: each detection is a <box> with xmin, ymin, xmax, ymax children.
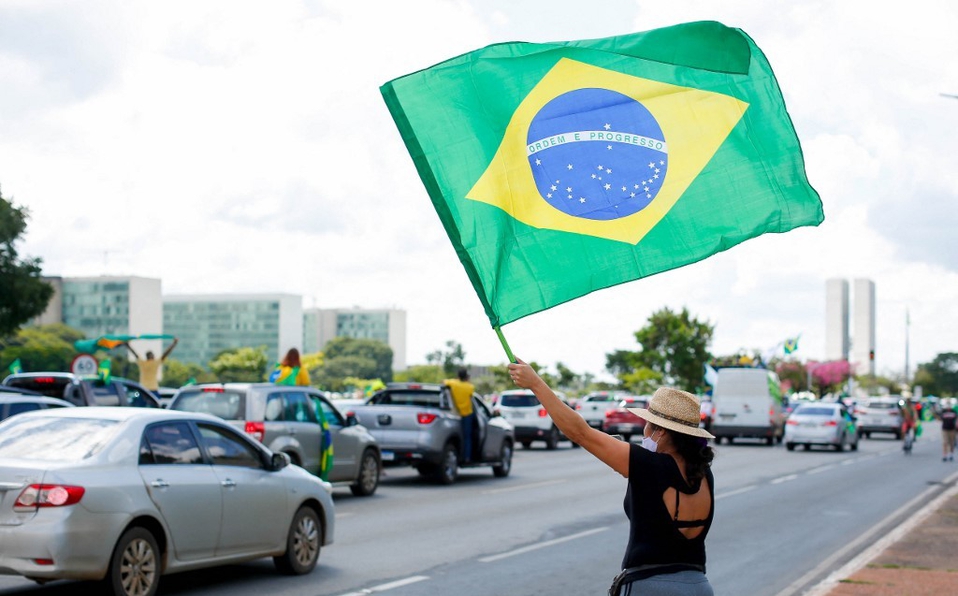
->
<box><xmin>150</xmin><ymin>480</ymin><xmax>170</xmax><ymax>488</ymax></box>
<box><xmin>221</xmin><ymin>479</ymin><xmax>236</xmax><ymax>488</ymax></box>
<box><xmin>378</xmin><ymin>414</ymin><xmax>392</xmax><ymax>425</ymax></box>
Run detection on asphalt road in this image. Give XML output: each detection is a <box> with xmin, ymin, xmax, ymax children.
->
<box><xmin>1</xmin><ymin>424</ymin><xmax>953</xmax><ymax>596</ymax></box>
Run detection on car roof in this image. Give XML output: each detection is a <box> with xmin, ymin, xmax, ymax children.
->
<box><xmin>9</xmin><ymin>405</ymin><xmax>219</xmax><ymax>423</ymax></box>
<box><xmin>0</xmin><ymin>394</ymin><xmax>75</xmax><ymax>406</ymax></box>
<box><xmin>499</xmin><ymin>389</ymin><xmax>535</xmax><ymax>395</ymax></box>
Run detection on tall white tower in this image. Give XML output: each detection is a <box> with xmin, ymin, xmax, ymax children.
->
<box><xmin>852</xmin><ymin>278</ymin><xmax>876</xmax><ymax>375</ymax></box>
<box><xmin>825</xmin><ymin>279</ymin><xmax>849</xmax><ymax>361</ymax></box>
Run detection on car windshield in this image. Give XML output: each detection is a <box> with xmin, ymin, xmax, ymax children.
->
<box><xmin>0</xmin><ymin>416</ymin><xmax>119</xmax><ymax>461</ymax></box>
<box><xmin>499</xmin><ymin>394</ymin><xmax>538</xmax><ymax>407</ymax></box>
<box><xmin>371</xmin><ymin>390</ymin><xmax>442</xmax><ymax>407</ymax></box>
<box><xmin>3</xmin><ymin>376</ymin><xmax>72</xmax><ymax>399</ymax></box>
<box><xmin>171</xmin><ymin>390</ymin><xmax>244</xmax><ymax>420</ymax></box>
<box><xmin>795</xmin><ymin>406</ymin><xmax>836</xmax><ymax>416</ymax></box>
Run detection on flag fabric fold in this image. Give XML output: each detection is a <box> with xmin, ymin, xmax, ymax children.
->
<box><xmin>382</xmin><ymin>21</ymin><xmax>823</xmax><ymax>327</ymax></box>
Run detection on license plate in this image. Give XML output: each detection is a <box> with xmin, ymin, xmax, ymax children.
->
<box><xmin>381</xmin><ymin>451</ymin><xmax>395</xmax><ymax>461</ymax></box>
<box><xmin>618</xmin><ymin>424</ymin><xmax>634</xmax><ymax>431</ymax></box>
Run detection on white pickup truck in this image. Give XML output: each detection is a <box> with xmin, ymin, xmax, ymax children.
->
<box><xmin>575</xmin><ymin>390</ymin><xmax>629</xmax><ymax>430</ymax></box>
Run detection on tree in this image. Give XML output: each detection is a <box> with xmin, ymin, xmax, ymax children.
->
<box><xmin>314</xmin><ymin>355</ymin><xmax>378</xmax><ymax>391</ymax></box>
<box><xmin>425</xmin><ymin>340</ymin><xmax>465</xmax><ymax>376</ymax></box>
<box><xmin>609</xmin><ymin>307</ymin><xmax>714</xmax><ymax>393</ymax></box>
<box><xmin>915</xmin><ymin>353</ymin><xmax>958</xmax><ymax>397</ymax></box>
<box><xmin>0</xmin><ymin>189</ymin><xmax>54</xmax><ymax>336</ymax></box>
<box><xmin>208</xmin><ymin>346</ymin><xmax>269</xmax><ymax>382</ymax></box>
<box><xmin>323</xmin><ymin>337</ymin><xmax>393</xmax><ymax>381</ymax></box>
<box><xmin>394</xmin><ymin>364</ymin><xmax>446</xmax><ymax>384</ymax></box>
<box><xmin>160</xmin><ymin>359</ymin><xmax>217</xmax><ymax>387</ymax></box>
<box><xmin>0</xmin><ymin>324</ymin><xmax>83</xmax><ymax>372</ymax></box>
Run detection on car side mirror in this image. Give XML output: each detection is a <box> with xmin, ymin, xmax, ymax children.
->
<box><xmin>271</xmin><ymin>451</ymin><xmax>291</xmax><ymax>471</ymax></box>
<box><xmin>346</xmin><ymin>414</ymin><xmax>359</xmax><ymax>427</ymax></box>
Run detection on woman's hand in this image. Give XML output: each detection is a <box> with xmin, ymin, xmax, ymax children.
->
<box><xmin>507</xmin><ymin>358</ymin><xmax>541</xmax><ymax>390</ymax></box>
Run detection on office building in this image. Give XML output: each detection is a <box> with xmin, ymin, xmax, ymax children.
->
<box><xmin>305</xmin><ymin>307</ymin><xmax>407</xmax><ymax>371</ymax></box>
<box><xmin>852</xmin><ymin>278</ymin><xmax>876</xmax><ymax>376</ymax></box>
<box><xmin>164</xmin><ymin>294</ymin><xmax>303</xmax><ymax>367</ymax></box>
<box><xmin>36</xmin><ymin>275</ymin><xmax>165</xmax><ymax>357</ymax></box>
<box><xmin>825</xmin><ymin>278</ymin><xmax>849</xmax><ymax>361</ymax></box>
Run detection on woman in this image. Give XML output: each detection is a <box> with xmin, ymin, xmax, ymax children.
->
<box><xmin>273</xmin><ymin>348</ymin><xmax>311</xmax><ymax>386</ymax></box>
<box><xmin>508</xmin><ymin>359</ymin><xmax>715</xmax><ymax>596</ymax></box>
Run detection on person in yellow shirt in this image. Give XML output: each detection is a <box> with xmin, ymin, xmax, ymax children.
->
<box><xmin>444</xmin><ymin>368</ymin><xmax>475</xmax><ymax>463</ymax></box>
<box><xmin>123</xmin><ymin>338</ymin><xmax>178</xmax><ymax>391</ymax></box>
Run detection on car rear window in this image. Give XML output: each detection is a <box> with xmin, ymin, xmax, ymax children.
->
<box><xmin>171</xmin><ymin>390</ymin><xmax>245</xmax><ymax>420</ymax></box>
<box><xmin>0</xmin><ymin>416</ymin><xmax>119</xmax><ymax>461</ymax></box>
<box><xmin>795</xmin><ymin>406</ymin><xmax>836</xmax><ymax>416</ymax></box>
<box><xmin>371</xmin><ymin>390</ymin><xmax>442</xmax><ymax>408</ymax></box>
<box><xmin>4</xmin><ymin>376</ymin><xmax>72</xmax><ymax>399</ymax></box>
<box><xmin>866</xmin><ymin>401</ymin><xmax>898</xmax><ymax>410</ymax></box>
<box><xmin>88</xmin><ymin>380</ymin><xmax>122</xmax><ymax>406</ymax></box>
<box><xmin>499</xmin><ymin>394</ymin><xmax>539</xmax><ymax>407</ymax></box>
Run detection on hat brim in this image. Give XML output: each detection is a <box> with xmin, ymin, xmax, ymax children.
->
<box><xmin>628</xmin><ymin>407</ymin><xmax>715</xmax><ymax>439</ymax></box>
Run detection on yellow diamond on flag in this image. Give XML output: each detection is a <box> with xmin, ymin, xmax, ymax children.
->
<box><xmin>466</xmin><ymin>58</ymin><xmax>749</xmax><ymax>244</ymax></box>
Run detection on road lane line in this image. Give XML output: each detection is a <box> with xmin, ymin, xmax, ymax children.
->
<box><xmin>481</xmin><ymin>479</ymin><xmax>566</xmax><ymax>495</ymax></box>
<box><xmin>806</xmin><ymin>464</ymin><xmax>836</xmax><ymax>475</ymax></box>
<box><xmin>478</xmin><ymin>527</ymin><xmax>608</xmax><ymax>563</ymax></box>
<box><xmin>771</xmin><ymin>474</ymin><xmax>798</xmax><ymax>484</ymax></box>
<box><xmin>803</xmin><ymin>474</ymin><xmax>958</xmax><ymax>596</ymax></box>
<box><xmin>715</xmin><ymin>485</ymin><xmax>756</xmax><ymax>500</ymax></box>
<box><xmin>775</xmin><ymin>471</ymin><xmax>958</xmax><ymax>596</ymax></box>
<box><xmin>337</xmin><ymin>575</ymin><xmax>430</xmax><ymax>595</ymax></box>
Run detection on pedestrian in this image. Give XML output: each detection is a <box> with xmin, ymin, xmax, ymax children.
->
<box><xmin>901</xmin><ymin>398</ymin><xmax>918</xmax><ymax>451</ymax></box>
<box><xmin>508</xmin><ymin>358</ymin><xmax>715</xmax><ymax>596</ymax></box>
<box><xmin>270</xmin><ymin>348</ymin><xmax>311</xmax><ymax>386</ymax></box>
<box><xmin>938</xmin><ymin>398</ymin><xmax>957</xmax><ymax>462</ymax></box>
<box><xmin>444</xmin><ymin>368</ymin><xmax>476</xmax><ymax>463</ymax></box>
<box><xmin>123</xmin><ymin>337</ymin><xmax>178</xmax><ymax>391</ymax></box>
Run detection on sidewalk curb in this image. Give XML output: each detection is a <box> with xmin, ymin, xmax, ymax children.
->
<box><xmin>802</xmin><ymin>470</ymin><xmax>958</xmax><ymax>596</ymax></box>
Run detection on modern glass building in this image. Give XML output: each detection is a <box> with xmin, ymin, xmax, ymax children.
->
<box><xmin>304</xmin><ymin>307</ymin><xmax>406</xmax><ymax>370</ymax></box>
<box><xmin>163</xmin><ymin>294</ymin><xmax>303</xmax><ymax>367</ymax></box>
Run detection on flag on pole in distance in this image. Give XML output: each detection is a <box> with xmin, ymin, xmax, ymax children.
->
<box><xmin>783</xmin><ymin>336</ymin><xmax>800</xmax><ymax>354</ymax></box>
<box><xmin>381</xmin><ymin>21</ymin><xmax>823</xmax><ymax>327</ymax></box>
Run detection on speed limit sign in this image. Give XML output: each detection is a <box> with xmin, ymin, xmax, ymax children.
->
<box><xmin>71</xmin><ymin>354</ymin><xmax>99</xmax><ymax>376</ymax></box>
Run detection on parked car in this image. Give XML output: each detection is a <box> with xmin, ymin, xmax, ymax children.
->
<box><xmin>710</xmin><ymin>368</ymin><xmax>785</xmax><ymax>445</ymax></box>
<box><xmin>576</xmin><ymin>390</ymin><xmax>628</xmax><ymax>429</ymax></box>
<box><xmin>169</xmin><ymin>383</ymin><xmax>382</xmax><ymax>496</ymax></box>
<box><xmin>0</xmin><ymin>406</ymin><xmax>334</xmax><ymax>596</ymax></box>
<box><xmin>785</xmin><ymin>402</ymin><xmax>859</xmax><ymax>452</ymax></box>
<box><xmin>494</xmin><ymin>388</ymin><xmax>577</xmax><ymax>449</ymax></box>
<box><xmin>154</xmin><ymin>386</ymin><xmax>179</xmax><ymax>408</ymax></box>
<box><xmin>1</xmin><ymin>372</ymin><xmax>161</xmax><ymax>408</ymax></box>
<box><xmin>0</xmin><ymin>394</ymin><xmax>74</xmax><ymax>422</ymax></box>
<box><xmin>603</xmin><ymin>396</ymin><xmax>649</xmax><ymax>442</ymax></box>
<box><xmin>349</xmin><ymin>382</ymin><xmax>514</xmax><ymax>485</ymax></box>
<box><xmin>855</xmin><ymin>396</ymin><xmax>904</xmax><ymax>439</ymax></box>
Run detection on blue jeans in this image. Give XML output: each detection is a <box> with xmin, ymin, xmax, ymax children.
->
<box><xmin>461</xmin><ymin>413</ymin><xmax>475</xmax><ymax>462</ymax></box>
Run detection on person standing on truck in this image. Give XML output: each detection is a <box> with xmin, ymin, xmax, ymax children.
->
<box><xmin>509</xmin><ymin>358</ymin><xmax>715</xmax><ymax>595</ymax></box>
<box><xmin>444</xmin><ymin>368</ymin><xmax>475</xmax><ymax>463</ymax></box>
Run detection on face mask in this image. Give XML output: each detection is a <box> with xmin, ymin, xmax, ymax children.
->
<box><xmin>641</xmin><ymin>430</ymin><xmax>658</xmax><ymax>452</ymax></box>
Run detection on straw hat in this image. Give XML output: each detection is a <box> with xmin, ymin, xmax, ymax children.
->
<box><xmin>628</xmin><ymin>387</ymin><xmax>714</xmax><ymax>439</ymax></box>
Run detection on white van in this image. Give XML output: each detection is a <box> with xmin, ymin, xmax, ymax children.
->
<box><xmin>710</xmin><ymin>368</ymin><xmax>785</xmax><ymax>445</ymax></box>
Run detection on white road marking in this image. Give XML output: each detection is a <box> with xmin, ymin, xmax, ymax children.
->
<box><xmin>336</xmin><ymin>575</ymin><xmax>430</xmax><ymax>595</ymax></box>
<box><xmin>776</xmin><ymin>471</ymin><xmax>958</xmax><ymax>596</ymax></box>
<box><xmin>481</xmin><ymin>479</ymin><xmax>566</xmax><ymax>495</ymax></box>
<box><xmin>715</xmin><ymin>485</ymin><xmax>757</xmax><ymax>499</ymax></box>
<box><xmin>807</xmin><ymin>464</ymin><xmax>836</xmax><ymax>474</ymax></box>
<box><xmin>478</xmin><ymin>527</ymin><xmax>609</xmax><ymax>563</ymax></box>
<box><xmin>771</xmin><ymin>474</ymin><xmax>798</xmax><ymax>484</ymax></box>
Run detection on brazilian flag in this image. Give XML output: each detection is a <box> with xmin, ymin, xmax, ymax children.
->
<box><xmin>381</xmin><ymin>21</ymin><xmax>822</xmax><ymax>327</ymax></box>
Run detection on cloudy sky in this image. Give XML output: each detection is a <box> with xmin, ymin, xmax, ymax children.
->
<box><xmin>2</xmin><ymin>0</ymin><xmax>956</xmax><ymax>382</ymax></box>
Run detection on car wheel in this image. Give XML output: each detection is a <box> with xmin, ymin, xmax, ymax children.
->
<box><xmin>786</xmin><ymin>442</ymin><xmax>795</xmax><ymax>451</ymax></box>
<box><xmin>107</xmin><ymin>526</ymin><xmax>160</xmax><ymax>596</ymax></box>
<box><xmin>350</xmin><ymin>449</ymin><xmax>380</xmax><ymax>497</ymax></box>
<box><xmin>545</xmin><ymin>426</ymin><xmax>559</xmax><ymax>450</ymax></box>
<box><xmin>765</xmin><ymin>436</ymin><xmax>774</xmax><ymax>446</ymax></box>
<box><xmin>521</xmin><ymin>441</ymin><xmax>532</xmax><ymax>449</ymax></box>
<box><xmin>803</xmin><ymin>444</ymin><xmax>810</xmax><ymax>451</ymax></box>
<box><xmin>435</xmin><ymin>443</ymin><xmax>459</xmax><ymax>485</ymax></box>
<box><xmin>851</xmin><ymin>438</ymin><xmax>859</xmax><ymax>451</ymax></box>
<box><xmin>274</xmin><ymin>506</ymin><xmax>321</xmax><ymax>575</ymax></box>
<box><xmin>836</xmin><ymin>436</ymin><xmax>845</xmax><ymax>452</ymax></box>
<box><xmin>493</xmin><ymin>441</ymin><xmax>513</xmax><ymax>478</ymax></box>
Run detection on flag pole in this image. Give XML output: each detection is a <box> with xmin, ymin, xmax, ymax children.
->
<box><xmin>494</xmin><ymin>326</ymin><xmax>517</xmax><ymax>363</ymax></box>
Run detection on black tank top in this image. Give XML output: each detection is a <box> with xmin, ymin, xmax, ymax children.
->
<box><xmin>621</xmin><ymin>443</ymin><xmax>714</xmax><ymax>570</ymax></box>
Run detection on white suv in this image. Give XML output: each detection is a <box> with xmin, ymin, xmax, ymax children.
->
<box><xmin>495</xmin><ymin>389</ymin><xmax>577</xmax><ymax>449</ymax></box>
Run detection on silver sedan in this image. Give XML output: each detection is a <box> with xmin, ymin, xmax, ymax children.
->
<box><xmin>0</xmin><ymin>407</ymin><xmax>335</xmax><ymax>596</ymax></box>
